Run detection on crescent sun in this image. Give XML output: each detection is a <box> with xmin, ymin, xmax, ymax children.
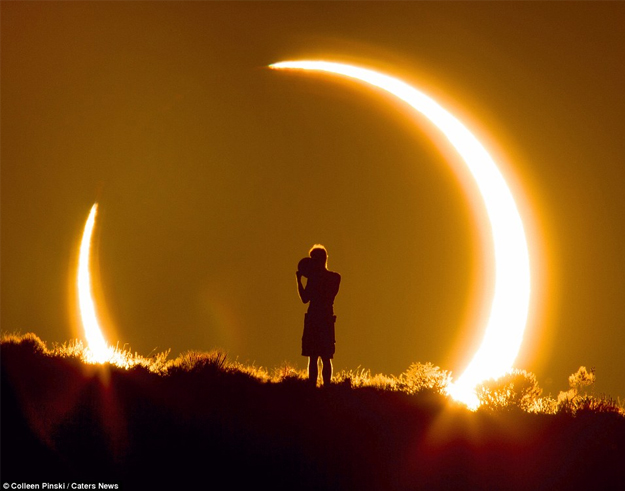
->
<box><xmin>270</xmin><ymin>61</ymin><xmax>531</xmax><ymax>408</ymax></box>
<box><xmin>78</xmin><ymin>203</ymin><xmax>112</xmax><ymax>363</ymax></box>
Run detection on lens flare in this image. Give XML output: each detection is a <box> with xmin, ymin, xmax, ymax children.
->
<box><xmin>271</xmin><ymin>61</ymin><xmax>531</xmax><ymax>408</ymax></box>
<box><xmin>78</xmin><ymin>203</ymin><xmax>113</xmax><ymax>363</ymax></box>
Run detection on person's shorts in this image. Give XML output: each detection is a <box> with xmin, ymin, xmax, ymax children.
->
<box><xmin>301</xmin><ymin>313</ymin><xmax>336</xmax><ymax>358</ymax></box>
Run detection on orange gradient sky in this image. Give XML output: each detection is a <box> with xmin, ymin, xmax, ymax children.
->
<box><xmin>2</xmin><ymin>2</ymin><xmax>624</xmax><ymax>398</ymax></box>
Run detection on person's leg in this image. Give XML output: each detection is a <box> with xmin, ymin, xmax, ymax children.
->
<box><xmin>308</xmin><ymin>356</ymin><xmax>319</xmax><ymax>386</ymax></box>
<box><xmin>321</xmin><ymin>357</ymin><xmax>333</xmax><ymax>386</ymax></box>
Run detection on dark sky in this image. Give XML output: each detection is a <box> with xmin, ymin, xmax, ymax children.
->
<box><xmin>3</xmin><ymin>2</ymin><xmax>624</xmax><ymax>398</ymax></box>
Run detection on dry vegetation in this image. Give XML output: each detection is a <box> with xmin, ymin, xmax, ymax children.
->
<box><xmin>2</xmin><ymin>332</ymin><xmax>624</xmax><ymax>490</ymax></box>
<box><xmin>3</xmin><ymin>332</ymin><xmax>621</xmax><ymax>416</ymax></box>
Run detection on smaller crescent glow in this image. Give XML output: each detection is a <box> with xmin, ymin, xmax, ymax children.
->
<box><xmin>78</xmin><ymin>203</ymin><xmax>112</xmax><ymax>363</ymax></box>
<box><xmin>271</xmin><ymin>61</ymin><xmax>531</xmax><ymax>408</ymax></box>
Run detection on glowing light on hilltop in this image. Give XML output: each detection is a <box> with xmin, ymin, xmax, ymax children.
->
<box><xmin>78</xmin><ymin>203</ymin><xmax>113</xmax><ymax>363</ymax></box>
<box><xmin>271</xmin><ymin>61</ymin><xmax>531</xmax><ymax>409</ymax></box>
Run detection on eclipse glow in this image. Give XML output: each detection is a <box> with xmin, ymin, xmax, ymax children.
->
<box><xmin>271</xmin><ymin>61</ymin><xmax>531</xmax><ymax>408</ymax></box>
<box><xmin>78</xmin><ymin>203</ymin><xmax>112</xmax><ymax>363</ymax></box>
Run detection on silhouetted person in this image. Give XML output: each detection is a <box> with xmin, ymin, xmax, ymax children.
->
<box><xmin>296</xmin><ymin>245</ymin><xmax>341</xmax><ymax>387</ymax></box>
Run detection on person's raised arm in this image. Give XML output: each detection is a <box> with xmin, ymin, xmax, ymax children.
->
<box><xmin>296</xmin><ymin>271</ymin><xmax>310</xmax><ymax>303</ymax></box>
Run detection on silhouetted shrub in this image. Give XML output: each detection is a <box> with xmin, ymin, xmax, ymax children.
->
<box><xmin>333</xmin><ymin>367</ymin><xmax>397</xmax><ymax>390</ymax></box>
<box><xmin>568</xmin><ymin>365</ymin><xmax>596</xmax><ymax>389</ymax></box>
<box><xmin>476</xmin><ymin>369</ymin><xmax>542</xmax><ymax>412</ymax></box>
<box><xmin>397</xmin><ymin>362</ymin><xmax>451</xmax><ymax>395</ymax></box>
<box><xmin>2</xmin><ymin>331</ymin><xmax>49</xmax><ymax>354</ymax></box>
<box><xmin>168</xmin><ymin>349</ymin><xmax>228</xmax><ymax>374</ymax></box>
<box><xmin>556</xmin><ymin>366</ymin><xmax>624</xmax><ymax>416</ymax></box>
<box><xmin>271</xmin><ymin>362</ymin><xmax>306</xmax><ymax>383</ymax></box>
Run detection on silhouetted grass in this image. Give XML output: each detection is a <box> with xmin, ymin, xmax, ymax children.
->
<box><xmin>2</xmin><ymin>333</ymin><xmax>624</xmax><ymax>490</ymax></box>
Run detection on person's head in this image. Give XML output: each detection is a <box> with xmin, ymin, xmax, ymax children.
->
<box><xmin>309</xmin><ymin>244</ymin><xmax>328</xmax><ymax>270</ymax></box>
